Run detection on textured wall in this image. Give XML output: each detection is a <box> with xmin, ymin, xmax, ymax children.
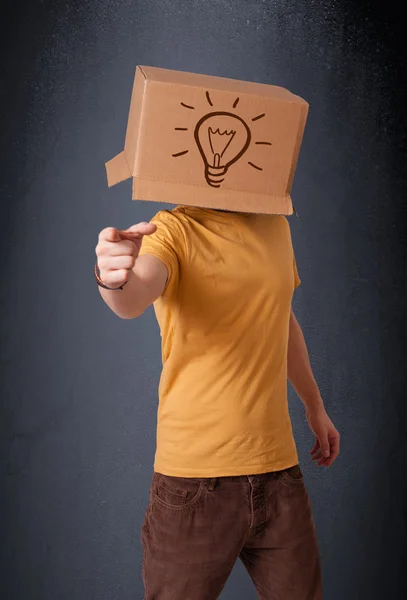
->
<box><xmin>1</xmin><ymin>1</ymin><xmax>406</xmax><ymax>598</ymax></box>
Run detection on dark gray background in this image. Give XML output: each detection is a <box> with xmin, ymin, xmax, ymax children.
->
<box><xmin>1</xmin><ymin>1</ymin><xmax>406</xmax><ymax>598</ymax></box>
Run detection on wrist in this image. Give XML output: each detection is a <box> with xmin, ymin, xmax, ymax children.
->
<box><xmin>304</xmin><ymin>397</ymin><xmax>325</xmax><ymax>415</ymax></box>
<box><xmin>298</xmin><ymin>386</ymin><xmax>325</xmax><ymax>413</ymax></box>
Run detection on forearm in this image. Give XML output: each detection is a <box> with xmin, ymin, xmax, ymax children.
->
<box><xmin>287</xmin><ymin>310</ymin><xmax>324</xmax><ymax>413</ymax></box>
<box><xmin>98</xmin><ymin>269</ymin><xmax>153</xmax><ymax>319</ymax></box>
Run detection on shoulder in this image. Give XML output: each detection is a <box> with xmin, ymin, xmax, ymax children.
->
<box><xmin>149</xmin><ymin>208</ymin><xmax>180</xmax><ymax>225</ymax></box>
<box><xmin>257</xmin><ymin>214</ymin><xmax>291</xmax><ymax>233</ymax></box>
<box><xmin>281</xmin><ymin>216</ymin><xmax>296</xmax><ymax>247</ymax></box>
<box><xmin>149</xmin><ymin>208</ymin><xmax>187</xmax><ymax>238</ymax></box>
<box><xmin>280</xmin><ymin>215</ymin><xmax>294</xmax><ymax>236</ymax></box>
<box><xmin>143</xmin><ymin>208</ymin><xmax>188</xmax><ymax>263</ymax></box>
<box><xmin>255</xmin><ymin>214</ymin><xmax>295</xmax><ymax>249</ymax></box>
<box><xmin>151</xmin><ymin>206</ymin><xmax>188</xmax><ymax>223</ymax></box>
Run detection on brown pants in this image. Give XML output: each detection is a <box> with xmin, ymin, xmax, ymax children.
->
<box><xmin>141</xmin><ymin>466</ymin><xmax>322</xmax><ymax>599</ymax></box>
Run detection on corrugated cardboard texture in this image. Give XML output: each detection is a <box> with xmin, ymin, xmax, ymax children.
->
<box><xmin>106</xmin><ymin>66</ymin><xmax>309</xmax><ymax>215</ymax></box>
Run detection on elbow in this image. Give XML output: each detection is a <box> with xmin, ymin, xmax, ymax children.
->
<box><xmin>116</xmin><ymin>308</ymin><xmax>145</xmax><ymax>320</ymax></box>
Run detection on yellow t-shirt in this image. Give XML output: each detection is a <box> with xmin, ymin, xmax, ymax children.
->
<box><xmin>138</xmin><ymin>205</ymin><xmax>301</xmax><ymax>477</ymax></box>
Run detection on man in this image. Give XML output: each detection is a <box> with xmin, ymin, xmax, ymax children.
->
<box><xmin>95</xmin><ymin>204</ymin><xmax>340</xmax><ymax>600</ymax></box>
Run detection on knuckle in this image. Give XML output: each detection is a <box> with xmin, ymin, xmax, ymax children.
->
<box><xmin>95</xmin><ymin>243</ymin><xmax>106</xmax><ymax>256</ymax></box>
<box><xmin>124</xmin><ymin>255</ymin><xmax>135</xmax><ymax>269</ymax></box>
<box><xmin>97</xmin><ymin>256</ymin><xmax>107</xmax><ymax>270</ymax></box>
<box><xmin>99</xmin><ymin>268</ymin><xmax>110</xmax><ymax>282</ymax></box>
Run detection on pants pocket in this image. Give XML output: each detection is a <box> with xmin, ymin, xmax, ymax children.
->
<box><xmin>152</xmin><ymin>473</ymin><xmax>206</xmax><ymax>510</ymax></box>
<box><xmin>279</xmin><ymin>465</ymin><xmax>304</xmax><ymax>486</ymax></box>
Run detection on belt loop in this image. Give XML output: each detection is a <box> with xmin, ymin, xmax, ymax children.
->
<box><xmin>208</xmin><ymin>478</ymin><xmax>217</xmax><ymax>491</ymax></box>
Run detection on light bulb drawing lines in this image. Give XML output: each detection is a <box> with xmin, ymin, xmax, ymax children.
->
<box><xmin>194</xmin><ymin>111</ymin><xmax>250</xmax><ymax>187</ymax></box>
<box><xmin>172</xmin><ymin>93</ymin><xmax>271</xmax><ymax>188</ymax></box>
<box><xmin>208</xmin><ymin>127</ymin><xmax>236</xmax><ymax>159</ymax></box>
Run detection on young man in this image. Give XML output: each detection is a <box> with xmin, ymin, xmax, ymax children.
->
<box><xmin>95</xmin><ymin>205</ymin><xmax>340</xmax><ymax>600</ymax></box>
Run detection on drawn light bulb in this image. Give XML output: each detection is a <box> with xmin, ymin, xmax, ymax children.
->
<box><xmin>194</xmin><ymin>111</ymin><xmax>251</xmax><ymax>188</ymax></box>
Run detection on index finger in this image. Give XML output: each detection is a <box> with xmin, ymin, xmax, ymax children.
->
<box><xmin>124</xmin><ymin>222</ymin><xmax>157</xmax><ymax>235</ymax></box>
<box><xmin>99</xmin><ymin>227</ymin><xmax>121</xmax><ymax>242</ymax></box>
<box><xmin>117</xmin><ymin>223</ymin><xmax>156</xmax><ymax>241</ymax></box>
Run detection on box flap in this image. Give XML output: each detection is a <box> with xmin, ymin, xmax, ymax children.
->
<box><xmin>105</xmin><ymin>151</ymin><xmax>132</xmax><ymax>187</ymax></box>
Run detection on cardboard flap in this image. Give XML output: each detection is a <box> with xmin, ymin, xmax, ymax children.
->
<box><xmin>105</xmin><ymin>151</ymin><xmax>132</xmax><ymax>187</ymax></box>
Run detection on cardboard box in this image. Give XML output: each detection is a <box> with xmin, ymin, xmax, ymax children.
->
<box><xmin>106</xmin><ymin>66</ymin><xmax>309</xmax><ymax>215</ymax></box>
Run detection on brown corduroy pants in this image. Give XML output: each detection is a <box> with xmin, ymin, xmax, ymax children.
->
<box><xmin>141</xmin><ymin>466</ymin><xmax>322</xmax><ymax>600</ymax></box>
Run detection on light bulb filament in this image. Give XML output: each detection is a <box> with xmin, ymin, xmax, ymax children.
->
<box><xmin>208</xmin><ymin>127</ymin><xmax>236</xmax><ymax>163</ymax></box>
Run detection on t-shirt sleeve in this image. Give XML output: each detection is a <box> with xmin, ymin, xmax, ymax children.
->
<box><xmin>138</xmin><ymin>210</ymin><xmax>186</xmax><ymax>296</ymax></box>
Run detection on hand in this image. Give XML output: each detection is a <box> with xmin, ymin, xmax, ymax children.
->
<box><xmin>306</xmin><ymin>407</ymin><xmax>340</xmax><ymax>468</ymax></box>
<box><xmin>95</xmin><ymin>222</ymin><xmax>157</xmax><ymax>289</ymax></box>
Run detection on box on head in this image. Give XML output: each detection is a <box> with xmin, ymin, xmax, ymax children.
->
<box><xmin>106</xmin><ymin>66</ymin><xmax>309</xmax><ymax>215</ymax></box>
